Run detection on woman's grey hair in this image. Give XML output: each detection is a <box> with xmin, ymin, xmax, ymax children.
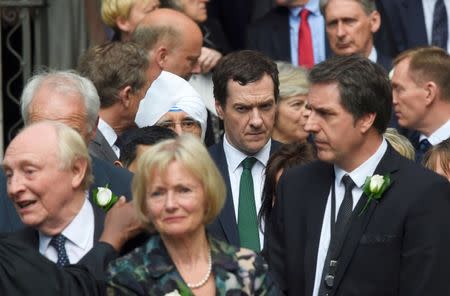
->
<box><xmin>20</xmin><ymin>70</ymin><xmax>100</xmax><ymax>133</ymax></box>
<box><xmin>276</xmin><ymin>61</ymin><xmax>309</xmax><ymax>100</ymax></box>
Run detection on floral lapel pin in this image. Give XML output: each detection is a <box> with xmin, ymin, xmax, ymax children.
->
<box><xmin>92</xmin><ymin>185</ymin><xmax>118</xmax><ymax>212</ymax></box>
<box><xmin>359</xmin><ymin>174</ymin><xmax>391</xmax><ymax>216</ymax></box>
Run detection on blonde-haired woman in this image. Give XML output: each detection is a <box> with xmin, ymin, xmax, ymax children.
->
<box><xmin>272</xmin><ymin>62</ymin><xmax>310</xmax><ymax>144</ymax></box>
<box><xmin>106</xmin><ymin>135</ymin><xmax>280</xmax><ymax>295</ymax></box>
<box><xmin>101</xmin><ymin>0</ymin><xmax>160</xmax><ymax>41</ymax></box>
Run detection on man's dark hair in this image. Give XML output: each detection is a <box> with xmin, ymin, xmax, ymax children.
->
<box><xmin>77</xmin><ymin>42</ymin><xmax>149</xmax><ymax>108</ymax></box>
<box><xmin>119</xmin><ymin>126</ymin><xmax>177</xmax><ymax>167</ymax></box>
<box><xmin>212</xmin><ymin>50</ymin><xmax>279</xmax><ymax>106</ymax></box>
<box><xmin>309</xmin><ymin>54</ymin><xmax>392</xmax><ymax>133</ymax></box>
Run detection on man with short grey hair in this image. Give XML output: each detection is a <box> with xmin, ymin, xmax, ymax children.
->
<box><xmin>320</xmin><ymin>0</ymin><xmax>392</xmax><ymax>70</ymax></box>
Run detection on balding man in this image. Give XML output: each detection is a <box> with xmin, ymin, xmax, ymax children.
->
<box><xmin>131</xmin><ymin>8</ymin><xmax>203</xmax><ymax>80</ymax></box>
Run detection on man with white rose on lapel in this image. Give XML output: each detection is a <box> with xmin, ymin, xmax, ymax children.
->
<box><xmin>265</xmin><ymin>55</ymin><xmax>450</xmax><ymax>296</ymax></box>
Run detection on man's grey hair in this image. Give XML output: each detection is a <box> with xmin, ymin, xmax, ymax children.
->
<box><xmin>20</xmin><ymin>70</ymin><xmax>100</xmax><ymax>133</ymax></box>
<box><xmin>320</xmin><ymin>0</ymin><xmax>377</xmax><ymax>16</ymax></box>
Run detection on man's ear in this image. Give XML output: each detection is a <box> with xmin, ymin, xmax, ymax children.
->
<box><xmin>114</xmin><ymin>160</ymin><xmax>124</xmax><ymax>168</ymax></box>
<box><xmin>154</xmin><ymin>46</ymin><xmax>168</xmax><ymax>68</ymax></box>
<box><xmin>424</xmin><ymin>81</ymin><xmax>438</xmax><ymax>106</ymax></box>
<box><xmin>357</xmin><ymin>112</ymin><xmax>376</xmax><ymax>134</ymax></box>
<box><xmin>215</xmin><ymin>100</ymin><xmax>224</xmax><ymax>120</ymax></box>
<box><xmin>370</xmin><ymin>11</ymin><xmax>381</xmax><ymax>33</ymax></box>
<box><xmin>71</xmin><ymin>158</ymin><xmax>88</xmax><ymax>189</ymax></box>
<box><xmin>118</xmin><ymin>86</ymin><xmax>133</xmax><ymax>108</ymax></box>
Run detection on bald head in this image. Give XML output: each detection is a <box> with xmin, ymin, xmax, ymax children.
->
<box><xmin>132</xmin><ymin>8</ymin><xmax>202</xmax><ymax>80</ymax></box>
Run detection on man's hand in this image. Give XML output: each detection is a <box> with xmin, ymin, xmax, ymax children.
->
<box><xmin>198</xmin><ymin>47</ymin><xmax>222</xmax><ymax>73</ymax></box>
<box><xmin>99</xmin><ymin>196</ymin><xmax>143</xmax><ymax>252</ymax></box>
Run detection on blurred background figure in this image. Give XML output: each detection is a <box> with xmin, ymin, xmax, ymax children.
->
<box><xmin>384</xmin><ymin>128</ymin><xmax>415</xmax><ymax>161</ymax></box>
<box><xmin>106</xmin><ymin>135</ymin><xmax>280</xmax><ymax>295</ymax></box>
<box><xmin>131</xmin><ymin>8</ymin><xmax>203</xmax><ymax>80</ymax></box>
<box><xmin>258</xmin><ymin>142</ymin><xmax>315</xmax><ymax>234</ymax></box>
<box><xmin>115</xmin><ymin>126</ymin><xmax>177</xmax><ymax>173</ymax></box>
<box><xmin>160</xmin><ymin>0</ymin><xmax>230</xmax><ymax>145</ymax></box>
<box><xmin>424</xmin><ymin>138</ymin><xmax>450</xmax><ymax>181</ymax></box>
<box><xmin>101</xmin><ymin>0</ymin><xmax>160</xmax><ymax>41</ymax></box>
<box><xmin>247</xmin><ymin>0</ymin><xmax>328</xmax><ymax>68</ymax></box>
<box><xmin>78</xmin><ymin>42</ymin><xmax>157</xmax><ymax>163</ymax></box>
<box><xmin>135</xmin><ymin>71</ymin><xmax>208</xmax><ymax>140</ymax></box>
<box><xmin>272</xmin><ymin>61</ymin><xmax>310</xmax><ymax>144</ymax></box>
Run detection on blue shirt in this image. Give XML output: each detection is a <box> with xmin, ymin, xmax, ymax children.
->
<box><xmin>289</xmin><ymin>0</ymin><xmax>326</xmax><ymax>66</ymax></box>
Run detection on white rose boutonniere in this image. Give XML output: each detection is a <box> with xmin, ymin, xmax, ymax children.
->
<box><xmin>359</xmin><ymin>174</ymin><xmax>391</xmax><ymax>216</ymax></box>
<box><xmin>92</xmin><ymin>185</ymin><xmax>118</xmax><ymax>212</ymax></box>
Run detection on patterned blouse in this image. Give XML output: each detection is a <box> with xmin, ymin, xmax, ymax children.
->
<box><xmin>106</xmin><ymin>234</ymin><xmax>281</xmax><ymax>295</ymax></box>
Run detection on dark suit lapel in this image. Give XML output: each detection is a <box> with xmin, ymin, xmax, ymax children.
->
<box><xmin>401</xmin><ymin>0</ymin><xmax>428</xmax><ymax>46</ymax></box>
<box><xmin>214</xmin><ymin>142</ymin><xmax>240</xmax><ymax>246</ymax></box>
<box><xmin>304</xmin><ymin>163</ymin><xmax>335</xmax><ymax>296</ymax></box>
<box><xmin>90</xmin><ymin>130</ymin><xmax>118</xmax><ymax>163</ymax></box>
<box><xmin>331</xmin><ymin>145</ymin><xmax>400</xmax><ymax>295</ymax></box>
<box><xmin>92</xmin><ymin>200</ymin><xmax>105</xmax><ymax>241</ymax></box>
<box><xmin>273</xmin><ymin>7</ymin><xmax>292</xmax><ymax>62</ymax></box>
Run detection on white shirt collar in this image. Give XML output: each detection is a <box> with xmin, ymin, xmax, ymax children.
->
<box><xmin>368</xmin><ymin>46</ymin><xmax>377</xmax><ymax>63</ymax></box>
<box><xmin>222</xmin><ymin>134</ymin><xmax>271</xmax><ymax>172</ymax></box>
<box><xmin>97</xmin><ymin>118</ymin><xmax>118</xmax><ymax>147</ymax></box>
<box><xmin>420</xmin><ymin>119</ymin><xmax>450</xmax><ymax>145</ymax></box>
<box><xmin>39</xmin><ymin>196</ymin><xmax>94</xmax><ymax>253</ymax></box>
<box><xmin>334</xmin><ymin>138</ymin><xmax>388</xmax><ymax>188</ymax></box>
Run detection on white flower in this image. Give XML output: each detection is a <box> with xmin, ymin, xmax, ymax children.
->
<box><xmin>164</xmin><ymin>290</ymin><xmax>181</xmax><ymax>296</ymax></box>
<box><xmin>96</xmin><ymin>187</ymin><xmax>113</xmax><ymax>206</ymax></box>
<box><xmin>369</xmin><ymin>175</ymin><xmax>385</xmax><ymax>193</ymax></box>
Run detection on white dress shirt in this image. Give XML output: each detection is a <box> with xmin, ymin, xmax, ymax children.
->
<box><xmin>368</xmin><ymin>46</ymin><xmax>377</xmax><ymax>63</ymax></box>
<box><xmin>312</xmin><ymin>139</ymin><xmax>388</xmax><ymax>296</ymax></box>
<box><xmin>422</xmin><ymin>0</ymin><xmax>450</xmax><ymax>51</ymax></box>
<box><xmin>223</xmin><ymin>135</ymin><xmax>271</xmax><ymax>247</ymax></box>
<box><xmin>419</xmin><ymin>119</ymin><xmax>450</xmax><ymax>145</ymax></box>
<box><xmin>98</xmin><ymin>118</ymin><xmax>120</xmax><ymax>158</ymax></box>
<box><xmin>39</xmin><ymin>197</ymin><xmax>95</xmax><ymax>264</ymax></box>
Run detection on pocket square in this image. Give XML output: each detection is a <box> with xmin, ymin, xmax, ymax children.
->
<box><xmin>360</xmin><ymin>234</ymin><xmax>399</xmax><ymax>244</ymax></box>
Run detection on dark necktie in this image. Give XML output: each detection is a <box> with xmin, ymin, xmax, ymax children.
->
<box><xmin>432</xmin><ymin>0</ymin><xmax>448</xmax><ymax>49</ymax></box>
<box><xmin>238</xmin><ymin>157</ymin><xmax>260</xmax><ymax>251</ymax></box>
<box><xmin>335</xmin><ymin>175</ymin><xmax>356</xmax><ymax>235</ymax></box>
<box><xmin>50</xmin><ymin>234</ymin><xmax>70</xmax><ymax>267</ymax></box>
<box><xmin>319</xmin><ymin>175</ymin><xmax>356</xmax><ymax>295</ymax></box>
<box><xmin>114</xmin><ymin>136</ymin><xmax>124</xmax><ymax>150</ymax></box>
<box><xmin>298</xmin><ymin>9</ymin><xmax>314</xmax><ymax>68</ymax></box>
<box><xmin>416</xmin><ymin>138</ymin><xmax>432</xmax><ymax>163</ymax></box>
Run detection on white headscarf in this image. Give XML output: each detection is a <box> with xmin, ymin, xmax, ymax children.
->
<box><xmin>135</xmin><ymin>71</ymin><xmax>208</xmax><ymax>140</ymax></box>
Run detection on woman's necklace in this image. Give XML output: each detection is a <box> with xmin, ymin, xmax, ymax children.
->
<box><xmin>186</xmin><ymin>250</ymin><xmax>212</xmax><ymax>289</ymax></box>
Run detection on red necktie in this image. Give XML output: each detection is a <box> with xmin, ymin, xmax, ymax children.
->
<box><xmin>298</xmin><ymin>9</ymin><xmax>314</xmax><ymax>68</ymax></box>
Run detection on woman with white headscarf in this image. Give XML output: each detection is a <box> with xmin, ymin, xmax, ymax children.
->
<box><xmin>135</xmin><ymin>71</ymin><xmax>208</xmax><ymax>140</ymax></box>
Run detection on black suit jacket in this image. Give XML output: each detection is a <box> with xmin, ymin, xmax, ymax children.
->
<box><xmin>376</xmin><ymin>0</ymin><xmax>428</xmax><ymax>58</ymax></box>
<box><xmin>89</xmin><ymin>129</ymin><xmax>118</xmax><ymax>163</ymax></box>
<box><xmin>246</xmin><ymin>6</ymin><xmax>331</xmax><ymax>63</ymax></box>
<box><xmin>207</xmin><ymin>139</ymin><xmax>281</xmax><ymax>247</ymax></box>
<box><xmin>265</xmin><ymin>145</ymin><xmax>450</xmax><ymax>295</ymax></box>
<box><xmin>0</xmin><ymin>156</ymin><xmax>133</xmax><ymax>233</ymax></box>
<box><xmin>0</xmin><ymin>235</ymin><xmax>103</xmax><ymax>295</ymax></box>
<box><xmin>6</xmin><ymin>201</ymin><xmax>117</xmax><ymax>280</ymax></box>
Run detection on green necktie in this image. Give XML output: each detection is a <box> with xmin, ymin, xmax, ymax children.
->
<box><xmin>238</xmin><ymin>157</ymin><xmax>260</xmax><ymax>251</ymax></box>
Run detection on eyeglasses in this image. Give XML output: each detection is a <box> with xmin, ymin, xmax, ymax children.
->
<box><xmin>157</xmin><ymin>119</ymin><xmax>200</xmax><ymax>132</ymax></box>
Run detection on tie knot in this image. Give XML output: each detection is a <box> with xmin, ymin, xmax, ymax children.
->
<box><xmin>341</xmin><ymin>175</ymin><xmax>356</xmax><ymax>192</ymax></box>
<box><xmin>419</xmin><ymin>139</ymin><xmax>432</xmax><ymax>152</ymax></box>
<box><xmin>242</xmin><ymin>157</ymin><xmax>257</xmax><ymax>170</ymax></box>
<box><xmin>50</xmin><ymin>234</ymin><xmax>67</xmax><ymax>249</ymax></box>
<box><xmin>300</xmin><ymin>8</ymin><xmax>310</xmax><ymax>19</ymax></box>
